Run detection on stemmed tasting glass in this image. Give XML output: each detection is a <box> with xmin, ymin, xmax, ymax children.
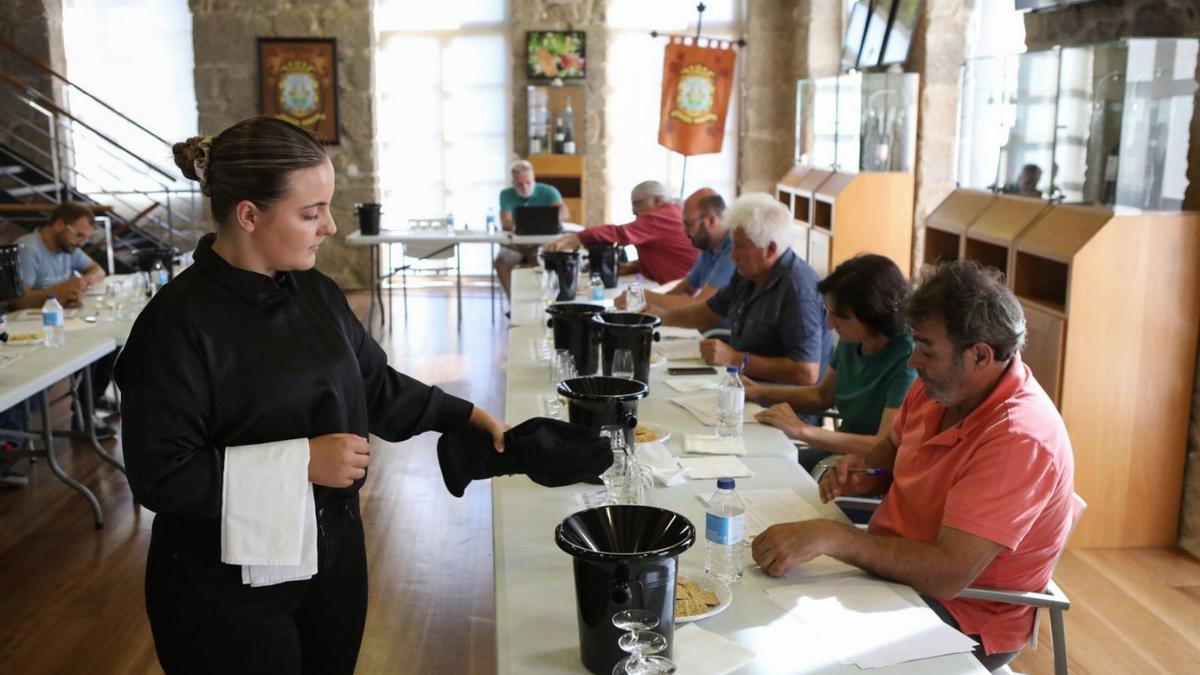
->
<box><xmin>611</xmin><ymin>610</ymin><xmax>675</xmax><ymax>674</ymax></box>
<box><xmin>612</xmin><ymin>349</ymin><xmax>635</xmax><ymax>380</ymax></box>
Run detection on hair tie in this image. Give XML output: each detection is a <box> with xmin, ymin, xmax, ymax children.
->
<box><xmin>193</xmin><ymin>136</ymin><xmax>213</xmax><ymax>187</ymax></box>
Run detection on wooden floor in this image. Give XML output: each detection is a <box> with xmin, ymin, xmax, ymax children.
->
<box><xmin>1</xmin><ymin>287</ymin><xmax>1198</xmax><ymax>674</ymax></box>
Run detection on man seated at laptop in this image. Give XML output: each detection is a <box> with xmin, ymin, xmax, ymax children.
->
<box><xmin>614</xmin><ymin>187</ymin><xmax>733</xmax><ymax>322</ymax></box>
<box><xmin>751</xmin><ymin>261</ymin><xmax>1077</xmax><ymax>671</ymax></box>
<box><xmin>657</xmin><ymin>193</ymin><xmax>832</xmax><ymax>385</ymax></box>
<box><xmin>543</xmin><ymin>180</ymin><xmax>697</xmax><ymax>285</ymax></box>
<box><xmin>494</xmin><ymin>159</ymin><xmax>568</xmax><ymax>297</ymax></box>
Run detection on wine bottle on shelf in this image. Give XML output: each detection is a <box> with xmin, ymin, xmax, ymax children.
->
<box><xmin>553</xmin><ymin>117</ymin><xmax>566</xmax><ymax>154</ymax></box>
<box><xmin>529</xmin><ymin>122</ymin><xmax>543</xmax><ymax>155</ymax></box>
<box><xmin>563</xmin><ymin>122</ymin><xmax>576</xmax><ymax>155</ymax></box>
<box><xmin>1103</xmin><ymin>144</ymin><xmax>1119</xmax><ymax>204</ymax></box>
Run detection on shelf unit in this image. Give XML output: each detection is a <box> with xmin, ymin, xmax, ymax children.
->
<box><xmin>960</xmin><ymin>194</ymin><xmax>1051</xmax><ymax>282</ymax></box>
<box><xmin>922</xmin><ymin>189</ymin><xmax>997</xmax><ymax>272</ymax></box>
<box><xmin>776</xmin><ymin>166</ymin><xmax>813</xmax><ymax>255</ymax></box>
<box><xmin>528</xmin><ymin>154</ymin><xmax>585</xmax><ymax>223</ymax></box>
<box><xmin>799</xmin><ymin>170</ymin><xmax>914</xmax><ymax>279</ymax></box>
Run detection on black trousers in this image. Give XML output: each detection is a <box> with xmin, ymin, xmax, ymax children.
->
<box><xmin>145</xmin><ymin>497</ymin><xmax>368</xmax><ymax>675</ymax></box>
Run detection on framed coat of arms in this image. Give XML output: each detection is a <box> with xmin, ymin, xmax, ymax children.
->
<box><xmin>257</xmin><ymin>37</ymin><xmax>340</xmax><ymax>144</ymax></box>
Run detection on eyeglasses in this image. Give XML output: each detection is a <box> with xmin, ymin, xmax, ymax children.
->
<box><xmin>65</xmin><ymin>223</ymin><xmax>92</xmax><ymax>242</ymax></box>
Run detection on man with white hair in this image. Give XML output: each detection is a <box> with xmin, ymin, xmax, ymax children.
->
<box><xmin>659</xmin><ymin>193</ymin><xmax>833</xmax><ymax>385</ymax></box>
<box><xmin>494</xmin><ymin>159</ymin><xmax>568</xmax><ymax>297</ymax></box>
<box><xmin>543</xmin><ymin>180</ymin><xmax>697</xmax><ymax>284</ymax></box>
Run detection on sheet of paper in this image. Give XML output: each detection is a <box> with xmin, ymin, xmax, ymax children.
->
<box><xmin>682</xmin><ymin>434</ymin><xmax>747</xmax><ymax>456</ymax></box>
<box><xmin>664</xmin><ymin>377</ymin><xmax>719</xmax><ymax>393</ymax></box>
<box><xmin>657</xmin><ymin>325</ymin><xmax>703</xmax><ymax>340</ymax></box>
<box><xmin>678</xmin><ymin>455</ymin><xmax>753</xmax><ymax>479</ymax></box>
<box><xmin>653</xmin><ymin>338</ymin><xmax>703</xmax><ymax>361</ymax></box>
<box><xmin>672</xmin><ymin>623</ymin><xmax>757</xmax><ymax>675</ymax></box>
<box><xmin>670</xmin><ymin>394</ymin><xmax>765</xmax><ymax>426</ymax></box>
<box><xmin>697</xmin><ymin>488</ymin><xmax>821</xmax><ymax>536</ymax></box>
<box><xmin>766</xmin><ymin>577</ymin><xmax>977</xmax><ymax>669</ymax></box>
<box><xmin>782</xmin><ymin>555</ymin><xmax>864</xmax><ymax>582</ymax></box>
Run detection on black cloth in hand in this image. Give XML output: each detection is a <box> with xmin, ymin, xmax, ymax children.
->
<box><xmin>437</xmin><ymin>417</ymin><xmax>612</xmax><ymax>497</ymax></box>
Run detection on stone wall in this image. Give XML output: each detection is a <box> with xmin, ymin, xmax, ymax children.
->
<box><xmin>509</xmin><ymin>0</ymin><xmax>607</xmax><ymax>227</ymax></box>
<box><xmin>188</xmin><ymin>0</ymin><xmax>377</xmax><ymax>288</ymax></box>
<box><xmin>1021</xmin><ymin>0</ymin><xmax>1200</xmax><ymax>560</ymax></box>
<box><xmin>0</xmin><ymin>0</ymin><xmax>68</xmax><ymax>172</ymax></box>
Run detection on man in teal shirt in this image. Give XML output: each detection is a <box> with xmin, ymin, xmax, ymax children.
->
<box><xmin>494</xmin><ymin>159</ymin><xmax>567</xmax><ymax>297</ymax></box>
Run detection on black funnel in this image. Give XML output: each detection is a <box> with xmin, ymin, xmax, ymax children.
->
<box><xmin>541</xmin><ymin>250</ymin><xmax>580</xmax><ymax>301</ymax></box>
<box><xmin>591</xmin><ymin>312</ymin><xmax>662</xmax><ymax>387</ymax></box>
<box><xmin>354</xmin><ymin>202</ymin><xmax>382</xmax><ymax>235</ymax></box>
<box><xmin>556</xmin><ymin>505</ymin><xmax>696</xmax><ymax>674</ymax></box>
<box><xmin>586</xmin><ymin>243</ymin><xmax>621</xmax><ymax>289</ymax></box>
<box><xmin>546</xmin><ymin>303</ymin><xmax>605</xmax><ymax>375</ymax></box>
<box><xmin>556</xmin><ymin>376</ymin><xmax>647</xmax><ymax>449</ymax></box>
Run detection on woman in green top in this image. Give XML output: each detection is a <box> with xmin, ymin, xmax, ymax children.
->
<box><xmin>745</xmin><ymin>254</ymin><xmax>916</xmax><ymax>472</ymax></box>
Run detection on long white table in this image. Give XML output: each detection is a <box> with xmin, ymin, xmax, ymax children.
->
<box><xmin>0</xmin><ymin>333</ymin><xmax>123</xmax><ymax>527</ymax></box>
<box><xmin>493</xmin><ymin>273</ymin><xmax>986</xmax><ymax>674</ymax></box>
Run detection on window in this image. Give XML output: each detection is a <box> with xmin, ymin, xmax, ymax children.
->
<box><xmin>375</xmin><ymin>0</ymin><xmax>510</xmax><ymax>276</ymax></box>
<box><xmin>604</xmin><ymin>0</ymin><xmax>742</xmax><ymax>223</ymax></box>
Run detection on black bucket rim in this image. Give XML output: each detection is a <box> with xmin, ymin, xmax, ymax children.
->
<box><xmin>546</xmin><ymin>302</ymin><xmax>606</xmax><ymax>317</ymax></box>
<box><xmin>591</xmin><ymin>312</ymin><xmax>662</xmax><ymax>329</ymax></box>
<box><xmin>556</xmin><ymin>375</ymin><xmax>648</xmax><ymax>402</ymax></box>
<box><xmin>540</xmin><ymin>249</ymin><xmax>580</xmax><ymax>260</ymax></box>
<box><xmin>554</xmin><ymin>505</ymin><xmax>696</xmax><ymax>563</ymax></box>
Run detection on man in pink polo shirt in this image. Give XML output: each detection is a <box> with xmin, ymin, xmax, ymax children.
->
<box><xmin>543</xmin><ymin>180</ymin><xmax>698</xmax><ymax>284</ymax></box>
<box><xmin>751</xmin><ymin>261</ymin><xmax>1076</xmax><ymax>670</ymax></box>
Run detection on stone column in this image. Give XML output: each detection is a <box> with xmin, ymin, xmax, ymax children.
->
<box><xmin>509</xmin><ymin>0</ymin><xmax>607</xmax><ymax>226</ymax></box>
<box><xmin>0</xmin><ymin>0</ymin><xmax>69</xmax><ymax>170</ymax></box>
<box><xmin>907</xmin><ymin>0</ymin><xmax>974</xmax><ymax>279</ymax></box>
<box><xmin>188</xmin><ymin>0</ymin><xmax>377</xmax><ymax>288</ymax></box>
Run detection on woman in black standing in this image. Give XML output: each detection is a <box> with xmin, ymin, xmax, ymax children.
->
<box><xmin>115</xmin><ymin>116</ymin><xmax>507</xmax><ymax>674</ymax></box>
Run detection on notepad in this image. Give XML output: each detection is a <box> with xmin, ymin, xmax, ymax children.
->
<box><xmin>664</xmin><ymin>377</ymin><xmax>719</xmax><ymax>393</ymax></box>
<box><xmin>697</xmin><ymin>488</ymin><xmax>821</xmax><ymax>537</ymax></box>
<box><xmin>657</xmin><ymin>325</ymin><xmax>703</xmax><ymax>340</ymax></box>
<box><xmin>653</xmin><ymin>338</ymin><xmax>703</xmax><ymax>361</ymax></box>
<box><xmin>678</xmin><ymin>455</ymin><xmax>753</xmax><ymax>479</ymax></box>
<box><xmin>682</xmin><ymin>434</ymin><xmax>747</xmax><ymax>456</ymax></box>
<box><xmin>670</xmin><ymin>394</ymin><xmax>765</xmax><ymax>426</ymax></box>
<box><xmin>672</xmin><ymin>623</ymin><xmax>756</xmax><ymax>675</ymax></box>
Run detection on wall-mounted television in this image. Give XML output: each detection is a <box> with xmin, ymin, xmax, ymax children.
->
<box><xmin>841</xmin><ymin>0</ymin><xmax>871</xmax><ymax>72</ymax></box>
<box><xmin>879</xmin><ymin>0</ymin><xmax>922</xmax><ymax>67</ymax></box>
<box><xmin>858</xmin><ymin>0</ymin><xmax>895</xmax><ymax>69</ymax></box>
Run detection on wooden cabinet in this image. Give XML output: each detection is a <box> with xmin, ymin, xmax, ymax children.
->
<box><xmin>529</xmin><ymin>154</ymin><xmax>584</xmax><ymax>224</ymax></box>
<box><xmin>961</xmin><ymin>194</ymin><xmax>1050</xmax><ymax>282</ymax></box>
<box><xmin>778</xmin><ymin>166</ymin><xmax>915</xmax><ymax>279</ymax></box>
<box><xmin>921</xmin><ymin>188</ymin><xmax>996</xmax><ymax>272</ymax></box>
<box><xmin>1020</xmin><ymin>300</ymin><xmax>1066</xmax><ymax>404</ymax></box>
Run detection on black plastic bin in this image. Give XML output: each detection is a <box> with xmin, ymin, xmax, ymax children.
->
<box><xmin>555</xmin><ymin>375</ymin><xmax>648</xmax><ymax>449</ymax></box>
<box><xmin>591</xmin><ymin>312</ymin><xmax>662</xmax><ymax>388</ymax></box>
<box><xmin>546</xmin><ymin>303</ymin><xmax>606</xmax><ymax>375</ymax></box>
<box><xmin>355</xmin><ymin>202</ymin><xmax>382</xmax><ymax>235</ymax></box>
<box><xmin>587</xmin><ymin>243</ymin><xmax>621</xmax><ymax>289</ymax></box>
<box><xmin>541</xmin><ymin>250</ymin><xmax>580</xmax><ymax>301</ymax></box>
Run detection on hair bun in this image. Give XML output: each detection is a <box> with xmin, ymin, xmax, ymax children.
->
<box><xmin>172</xmin><ymin>136</ymin><xmax>211</xmax><ymax>194</ymax></box>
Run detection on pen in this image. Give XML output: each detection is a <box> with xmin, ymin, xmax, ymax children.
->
<box><xmin>846</xmin><ymin>467</ymin><xmax>892</xmax><ymax>477</ymax></box>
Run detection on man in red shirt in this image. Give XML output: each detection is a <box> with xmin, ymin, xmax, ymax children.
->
<box><xmin>543</xmin><ymin>180</ymin><xmax>698</xmax><ymax>284</ymax></box>
<box><xmin>751</xmin><ymin>261</ymin><xmax>1076</xmax><ymax>671</ymax></box>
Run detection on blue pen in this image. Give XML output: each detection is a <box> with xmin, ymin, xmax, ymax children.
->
<box><xmin>847</xmin><ymin>467</ymin><xmax>892</xmax><ymax>477</ymax></box>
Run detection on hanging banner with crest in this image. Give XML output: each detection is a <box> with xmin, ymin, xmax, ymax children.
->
<box><xmin>657</xmin><ymin>36</ymin><xmax>737</xmax><ymax>156</ymax></box>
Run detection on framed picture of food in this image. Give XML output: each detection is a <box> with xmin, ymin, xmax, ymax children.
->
<box><xmin>258</xmin><ymin>37</ymin><xmax>340</xmax><ymax>144</ymax></box>
<box><xmin>526</xmin><ymin>31</ymin><xmax>586</xmax><ymax>80</ymax></box>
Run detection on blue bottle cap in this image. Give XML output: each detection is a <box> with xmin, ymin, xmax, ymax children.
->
<box><xmin>717</xmin><ymin>477</ymin><xmax>735</xmax><ymax>489</ymax></box>
<box><xmin>726</xmin><ymin>366</ymin><xmax>738</xmax><ymax>374</ymax></box>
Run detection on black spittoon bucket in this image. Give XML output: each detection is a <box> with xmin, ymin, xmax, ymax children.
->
<box><xmin>541</xmin><ymin>250</ymin><xmax>580</xmax><ymax>301</ymax></box>
<box><xmin>0</xmin><ymin>244</ymin><xmax>24</xmax><ymax>301</ymax></box>
<box><xmin>555</xmin><ymin>375</ymin><xmax>648</xmax><ymax>450</ymax></box>
<box><xmin>546</xmin><ymin>303</ymin><xmax>605</xmax><ymax>375</ymax></box>
<box><xmin>556</xmin><ymin>505</ymin><xmax>696</xmax><ymax>675</ymax></box>
<box><xmin>133</xmin><ymin>246</ymin><xmax>180</xmax><ymax>281</ymax></box>
<box><xmin>587</xmin><ymin>243</ymin><xmax>621</xmax><ymax>289</ymax></box>
<box><xmin>592</xmin><ymin>312</ymin><xmax>662</xmax><ymax>388</ymax></box>
<box><xmin>355</xmin><ymin>202</ymin><xmax>382</xmax><ymax>235</ymax></box>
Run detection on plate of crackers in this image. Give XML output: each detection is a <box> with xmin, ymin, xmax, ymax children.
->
<box><xmin>633</xmin><ymin>422</ymin><xmax>670</xmax><ymax>444</ymax></box>
<box><xmin>674</xmin><ymin>570</ymin><xmax>731</xmax><ymax>623</ymax></box>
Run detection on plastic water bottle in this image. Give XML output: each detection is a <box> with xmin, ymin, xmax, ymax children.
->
<box><xmin>42</xmin><ymin>295</ymin><xmax>64</xmax><ymax>348</ymax></box>
<box><xmin>589</xmin><ymin>274</ymin><xmax>604</xmax><ymax>301</ymax></box>
<box><xmin>716</xmin><ymin>366</ymin><xmax>744</xmax><ymax>439</ymax></box>
<box><xmin>705</xmin><ymin>477</ymin><xmax>746</xmax><ymax>584</ymax></box>
<box><xmin>485</xmin><ymin>207</ymin><xmax>497</xmax><ymax>233</ymax></box>
<box><xmin>626</xmin><ymin>273</ymin><xmax>646</xmax><ymax>312</ymax></box>
<box><xmin>445</xmin><ymin>212</ymin><xmax>455</xmax><ymax>231</ymax></box>
<box><xmin>152</xmin><ymin>260</ymin><xmax>168</xmax><ymax>292</ymax></box>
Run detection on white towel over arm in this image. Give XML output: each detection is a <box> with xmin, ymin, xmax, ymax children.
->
<box><xmin>221</xmin><ymin>438</ymin><xmax>318</xmax><ymax>587</ymax></box>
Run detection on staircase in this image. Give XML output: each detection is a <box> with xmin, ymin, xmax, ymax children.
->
<box><xmin>0</xmin><ymin>37</ymin><xmax>203</xmax><ymax>271</ymax></box>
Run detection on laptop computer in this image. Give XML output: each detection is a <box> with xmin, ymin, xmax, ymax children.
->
<box><xmin>513</xmin><ymin>206</ymin><xmax>562</xmax><ymax>235</ymax></box>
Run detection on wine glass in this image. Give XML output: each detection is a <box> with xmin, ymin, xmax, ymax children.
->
<box><xmin>625</xmin><ymin>283</ymin><xmax>646</xmax><ymax>313</ymax></box>
<box><xmin>542</xmin><ymin>271</ymin><xmax>560</xmax><ymax>304</ymax></box>
<box><xmin>610</xmin><ymin>611</ymin><xmax>675</xmax><ymax>675</ymax></box>
<box><xmin>612</xmin><ymin>349</ymin><xmax>635</xmax><ymax>380</ymax></box>
<box><xmin>598</xmin><ymin>425</ymin><xmax>629</xmax><ymax>503</ymax></box>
